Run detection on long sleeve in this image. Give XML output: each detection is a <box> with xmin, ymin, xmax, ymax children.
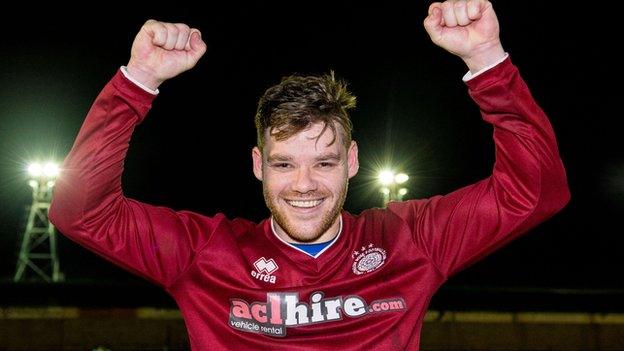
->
<box><xmin>48</xmin><ymin>70</ymin><xmax>225</xmax><ymax>288</ymax></box>
<box><xmin>388</xmin><ymin>57</ymin><xmax>570</xmax><ymax>278</ymax></box>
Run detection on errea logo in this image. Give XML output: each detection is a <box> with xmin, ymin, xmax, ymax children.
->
<box><xmin>251</xmin><ymin>257</ymin><xmax>279</xmax><ymax>284</ymax></box>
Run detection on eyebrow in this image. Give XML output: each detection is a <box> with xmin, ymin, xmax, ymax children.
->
<box><xmin>315</xmin><ymin>153</ymin><xmax>342</xmax><ymax>162</ymax></box>
<box><xmin>267</xmin><ymin>153</ymin><xmax>342</xmax><ymax>163</ymax></box>
<box><xmin>267</xmin><ymin>154</ymin><xmax>293</xmax><ymax>163</ymax></box>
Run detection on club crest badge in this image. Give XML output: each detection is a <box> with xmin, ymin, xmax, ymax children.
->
<box><xmin>351</xmin><ymin>243</ymin><xmax>387</xmax><ymax>275</ymax></box>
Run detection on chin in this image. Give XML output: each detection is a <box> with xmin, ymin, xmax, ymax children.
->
<box><xmin>267</xmin><ymin>193</ymin><xmax>345</xmax><ymax>243</ymax></box>
<box><xmin>284</xmin><ymin>222</ymin><xmax>323</xmax><ymax>242</ymax></box>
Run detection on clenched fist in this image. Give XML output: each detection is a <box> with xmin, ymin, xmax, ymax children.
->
<box><xmin>127</xmin><ymin>19</ymin><xmax>207</xmax><ymax>90</ymax></box>
<box><xmin>423</xmin><ymin>0</ymin><xmax>505</xmax><ymax>72</ymax></box>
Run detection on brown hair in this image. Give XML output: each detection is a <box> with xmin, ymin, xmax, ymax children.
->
<box><xmin>255</xmin><ymin>71</ymin><xmax>356</xmax><ymax>151</ymax></box>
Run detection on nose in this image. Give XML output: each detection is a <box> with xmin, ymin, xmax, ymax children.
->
<box><xmin>291</xmin><ymin>167</ymin><xmax>318</xmax><ymax>193</ymax></box>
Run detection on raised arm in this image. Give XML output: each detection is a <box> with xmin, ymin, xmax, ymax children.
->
<box><xmin>48</xmin><ymin>21</ymin><xmax>217</xmax><ymax>288</ymax></box>
<box><xmin>388</xmin><ymin>0</ymin><xmax>570</xmax><ymax>277</ymax></box>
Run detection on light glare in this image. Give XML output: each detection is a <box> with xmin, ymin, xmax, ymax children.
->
<box><xmin>395</xmin><ymin>173</ymin><xmax>409</xmax><ymax>184</ymax></box>
<box><xmin>28</xmin><ymin>163</ymin><xmax>43</xmax><ymax>177</ymax></box>
<box><xmin>378</xmin><ymin>170</ymin><xmax>395</xmax><ymax>185</ymax></box>
<box><xmin>43</xmin><ymin>163</ymin><xmax>60</xmax><ymax>177</ymax></box>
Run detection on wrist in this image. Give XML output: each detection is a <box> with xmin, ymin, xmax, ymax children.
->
<box><xmin>126</xmin><ymin>63</ymin><xmax>163</xmax><ymax>91</ymax></box>
<box><xmin>463</xmin><ymin>42</ymin><xmax>506</xmax><ymax>73</ymax></box>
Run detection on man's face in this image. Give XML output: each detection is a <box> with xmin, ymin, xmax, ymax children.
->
<box><xmin>252</xmin><ymin>122</ymin><xmax>359</xmax><ymax>243</ymax></box>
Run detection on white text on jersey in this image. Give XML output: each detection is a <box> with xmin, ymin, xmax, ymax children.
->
<box><xmin>229</xmin><ymin>291</ymin><xmax>406</xmax><ymax>337</ymax></box>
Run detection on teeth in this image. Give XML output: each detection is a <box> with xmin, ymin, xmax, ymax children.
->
<box><xmin>287</xmin><ymin>199</ymin><xmax>323</xmax><ymax>208</ymax></box>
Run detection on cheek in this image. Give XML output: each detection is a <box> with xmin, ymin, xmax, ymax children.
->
<box><xmin>264</xmin><ymin>168</ymin><xmax>347</xmax><ymax>194</ymax></box>
<box><xmin>263</xmin><ymin>173</ymin><xmax>290</xmax><ymax>194</ymax></box>
<box><xmin>314</xmin><ymin>176</ymin><xmax>346</xmax><ymax>197</ymax></box>
<box><xmin>324</xmin><ymin>169</ymin><xmax>348</xmax><ymax>185</ymax></box>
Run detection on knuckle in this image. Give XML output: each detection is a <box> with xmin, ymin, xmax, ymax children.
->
<box><xmin>166</xmin><ymin>23</ymin><xmax>179</xmax><ymax>35</ymax></box>
<box><xmin>176</xmin><ymin>23</ymin><xmax>190</xmax><ymax>32</ymax></box>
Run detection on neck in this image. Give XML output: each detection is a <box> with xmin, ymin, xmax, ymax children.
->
<box><xmin>271</xmin><ymin>215</ymin><xmax>342</xmax><ymax>244</ymax></box>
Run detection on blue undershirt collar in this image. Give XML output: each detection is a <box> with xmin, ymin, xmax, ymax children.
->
<box><xmin>290</xmin><ymin>238</ymin><xmax>337</xmax><ymax>256</ymax></box>
<box><xmin>270</xmin><ymin>216</ymin><xmax>343</xmax><ymax>258</ymax></box>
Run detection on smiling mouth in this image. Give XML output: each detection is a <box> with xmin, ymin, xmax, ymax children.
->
<box><xmin>285</xmin><ymin>199</ymin><xmax>325</xmax><ymax>208</ymax></box>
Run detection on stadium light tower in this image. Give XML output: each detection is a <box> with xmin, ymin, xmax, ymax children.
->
<box><xmin>14</xmin><ymin>161</ymin><xmax>63</xmax><ymax>282</ymax></box>
<box><xmin>378</xmin><ymin>169</ymin><xmax>409</xmax><ymax>207</ymax></box>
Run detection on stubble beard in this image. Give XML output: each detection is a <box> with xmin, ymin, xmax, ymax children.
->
<box><xmin>264</xmin><ymin>182</ymin><xmax>348</xmax><ymax>243</ymax></box>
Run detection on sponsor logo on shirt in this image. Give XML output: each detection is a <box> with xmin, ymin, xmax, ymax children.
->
<box><xmin>229</xmin><ymin>291</ymin><xmax>406</xmax><ymax>337</ymax></box>
<box><xmin>251</xmin><ymin>257</ymin><xmax>279</xmax><ymax>284</ymax></box>
<box><xmin>352</xmin><ymin>243</ymin><xmax>387</xmax><ymax>275</ymax></box>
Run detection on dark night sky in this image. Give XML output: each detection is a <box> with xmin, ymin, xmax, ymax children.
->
<box><xmin>0</xmin><ymin>2</ymin><xmax>621</xmax><ymax>294</ymax></box>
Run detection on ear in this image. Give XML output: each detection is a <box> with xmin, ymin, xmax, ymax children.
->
<box><xmin>252</xmin><ymin>146</ymin><xmax>263</xmax><ymax>181</ymax></box>
<box><xmin>347</xmin><ymin>141</ymin><xmax>359</xmax><ymax>179</ymax></box>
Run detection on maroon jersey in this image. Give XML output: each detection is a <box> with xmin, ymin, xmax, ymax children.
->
<box><xmin>49</xmin><ymin>58</ymin><xmax>570</xmax><ymax>350</ymax></box>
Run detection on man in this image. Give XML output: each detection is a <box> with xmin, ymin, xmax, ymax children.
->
<box><xmin>49</xmin><ymin>0</ymin><xmax>570</xmax><ymax>349</ymax></box>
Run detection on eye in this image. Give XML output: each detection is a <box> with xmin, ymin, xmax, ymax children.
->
<box><xmin>272</xmin><ymin>163</ymin><xmax>292</xmax><ymax>169</ymax></box>
<box><xmin>317</xmin><ymin>162</ymin><xmax>336</xmax><ymax>168</ymax></box>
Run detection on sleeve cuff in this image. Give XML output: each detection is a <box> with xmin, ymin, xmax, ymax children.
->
<box><xmin>120</xmin><ymin>66</ymin><xmax>159</xmax><ymax>95</ymax></box>
<box><xmin>110</xmin><ymin>69</ymin><xmax>158</xmax><ymax>121</ymax></box>
<box><xmin>462</xmin><ymin>53</ymin><xmax>510</xmax><ymax>82</ymax></box>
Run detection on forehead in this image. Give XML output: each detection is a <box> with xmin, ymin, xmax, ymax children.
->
<box><xmin>264</xmin><ymin>123</ymin><xmax>346</xmax><ymax>157</ymax></box>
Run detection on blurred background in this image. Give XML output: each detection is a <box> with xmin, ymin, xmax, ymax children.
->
<box><xmin>1</xmin><ymin>1</ymin><xmax>622</xmax><ymax>350</ymax></box>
